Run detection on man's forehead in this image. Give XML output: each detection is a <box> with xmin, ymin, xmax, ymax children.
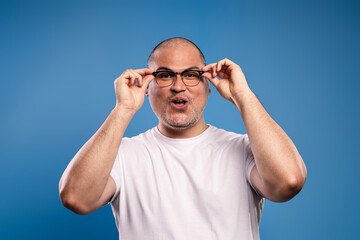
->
<box><xmin>153</xmin><ymin>44</ymin><xmax>200</xmax><ymax>57</ymax></box>
<box><xmin>151</xmin><ymin>45</ymin><xmax>204</xmax><ymax>70</ymax></box>
<box><xmin>156</xmin><ymin>65</ymin><xmax>202</xmax><ymax>71</ymax></box>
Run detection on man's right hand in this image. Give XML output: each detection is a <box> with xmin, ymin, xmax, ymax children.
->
<box><xmin>114</xmin><ymin>68</ymin><xmax>154</xmax><ymax>113</ymax></box>
<box><xmin>59</xmin><ymin>67</ymin><xmax>154</xmax><ymax>215</ymax></box>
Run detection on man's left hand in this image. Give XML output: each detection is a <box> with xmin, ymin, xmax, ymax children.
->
<box><xmin>202</xmin><ymin>58</ymin><xmax>252</xmax><ymax>104</ymax></box>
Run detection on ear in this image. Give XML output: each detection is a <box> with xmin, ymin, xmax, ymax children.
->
<box><xmin>145</xmin><ymin>88</ymin><xmax>149</xmax><ymax>97</ymax></box>
<box><xmin>206</xmin><ymin>79</ymin><xmax>211</xmax><ymax>94</ymax></box>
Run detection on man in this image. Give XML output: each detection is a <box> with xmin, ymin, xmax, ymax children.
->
<box><xmin>59</xmin><ymin>37</ymin><xmax>307</xmax><ymax>239</ymax></box>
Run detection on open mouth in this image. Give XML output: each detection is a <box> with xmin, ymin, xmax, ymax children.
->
<box><xmin>172</xmin><ymin>99</ymin><xmax>187</xmax><ymax>106</ymax></box>
<box><xmin>170</xmin><ymin>97</ymin><xmax>189</xmax><ymax>109</ymax></box>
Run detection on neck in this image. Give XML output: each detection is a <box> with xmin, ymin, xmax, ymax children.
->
<box><xmin>158</xmin><ymin>116</ymin><xmax>208</xmax><ymax>139</ymax></box>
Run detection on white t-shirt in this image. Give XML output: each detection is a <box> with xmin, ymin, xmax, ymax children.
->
<box><xmin>109</xmin><ymin>124</ymin><xmax>264</xmax><ymax>240</ymax></box>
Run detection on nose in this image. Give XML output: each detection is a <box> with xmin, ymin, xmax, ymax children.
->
<box><xmin>170</xmin><ymin>73</ymin><xmax>186</xmax><ymax>92</ymax></box>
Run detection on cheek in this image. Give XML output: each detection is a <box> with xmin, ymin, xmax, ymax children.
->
<box><xmin>191</xmin><ymin>90</ymin><xmax>209</xmax><ymax>110</ymax></box>
<box><xmin>198</xmin><ymin>86</ymin><xmax>210</xmax><ymax>101</ymax></box>
<box><xmin>148</xmin><ymin>86</ymin><xmax>166</xmax><ymax>108</ymax></box>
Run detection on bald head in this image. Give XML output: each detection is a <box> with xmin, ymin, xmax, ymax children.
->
<box><xmin>147</xmin><ymin>37</ymin><xmax>206</xmax><ymax>69</ymax></box>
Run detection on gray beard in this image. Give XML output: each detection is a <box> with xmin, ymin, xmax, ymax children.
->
<box><xmin>162</xmin><ymin>108</ymin><xmax>202</xmax><ymax>130</ymax></box>
<box><xmin>159</xmin><ymin>93</ymin><xmax>206</xmax><ymax>130</ymax></box>
<box><xmin>165</xmin><ymin>117</ymin><xmax>198</xmax><ymax>129</ymax></box>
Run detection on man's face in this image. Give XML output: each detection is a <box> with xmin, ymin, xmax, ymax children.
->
<box><xmin>147</xmin><ymin>44</ymin><xmax>210</xmax><ymax>129</ymax></box>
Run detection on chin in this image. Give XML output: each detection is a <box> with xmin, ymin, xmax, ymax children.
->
<box><xmin>164</xmin><ymin>114</ymin><xmax>200</xmax><ymax>130</ymax></box>
<box><xmin>167</xmin><ymin>121</ymin><xmax>195</xmax><ymax>129</ymax></box>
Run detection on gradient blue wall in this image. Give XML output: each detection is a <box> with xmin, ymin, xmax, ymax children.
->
<box><xmin>1</xmin><ymin>0</ymin><xmax>359</xmax><ymax>239</ymax></box>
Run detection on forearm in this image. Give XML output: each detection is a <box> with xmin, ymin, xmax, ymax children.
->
<box><xmin>234</xmin><ymin>90</ymin><xmax>307</xmax><ymax>193</ymax></box>
<box><xmin>202</xmin><ymin>58</ymin><xmax>306</xmax><ymax>200</ymax></box>
<box><xmin>59</xmin><ymin>106</ymin><xmax>135</xmax><ymax>207</ymax></box>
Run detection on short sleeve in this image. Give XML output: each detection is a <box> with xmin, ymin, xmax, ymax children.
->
<box><xmin>108</xmin><ymin>150</ymin><xmax>122</xmax><ymax>204</ymax></box>
<box><xmin>243</xmin><ymin>134</ymin><xmax>262</xmax><ymax>197</ymax></box>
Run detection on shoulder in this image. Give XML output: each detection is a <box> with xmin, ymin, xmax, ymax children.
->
<box><xmin>207</xmin><ymin>125</ymin><xmax>249</xmax><ymax>147</ymax></box>
<box><xmin>119</xmin><ymin>127</ymin><xmax>157</xmax><ymax>148</ymax></box>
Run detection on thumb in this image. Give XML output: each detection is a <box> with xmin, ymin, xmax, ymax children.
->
<box><xmin>202</xmin><ymin>72</ymin><xmax>220</xmax><ymax>88</ymax></box>
<box><xmin>141</xmin><ymin>74</ymin><xmax>154</xmax><ymax>90</ymax></box>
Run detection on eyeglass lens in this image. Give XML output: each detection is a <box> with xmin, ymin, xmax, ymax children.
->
<box><xmin>155</xmin><ymin>70</ymin><xmax>201</xmax><ymax>86</ymax></box>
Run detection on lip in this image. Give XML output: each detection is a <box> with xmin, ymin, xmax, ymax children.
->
<box><xmin>169</xmin><ymin>96</ymin><xmax>189</xmax><ymax>110</ymax></box>
<box><xmin>170</xmin><ymin>101</ymin><xmax>189</xmax><ymax>110</ymax></box>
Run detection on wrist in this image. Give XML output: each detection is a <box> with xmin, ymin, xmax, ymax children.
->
<box><xmin>113</xmin><ymin>105</ymin><xmax>137</xmax><ymax>119</ymax></box>
<box><xmin>231</xmin><ymin>87</ymin><xmax>254</xmax><ymax>103</ymax></box>
<box><xmin>231</xmin><ymin>89</ymin><xmax>256</xmax><ymax>114</ymax></box>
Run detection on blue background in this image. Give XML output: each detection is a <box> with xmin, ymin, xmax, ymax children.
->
<box><xmin>1</xmin><ymin>0</ymin><xmax>359</xmax><ymax>239</ymax></box>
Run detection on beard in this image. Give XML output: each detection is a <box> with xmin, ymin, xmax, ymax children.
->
<box><xmin>162</xmin><ymin>108</ymin><xmax>202</xmax><ymax>129</ymax></box>
<box><xmin>160</xmin><ymin>95</ymin><xmax>204</xmax><ymax>129</ymax></box>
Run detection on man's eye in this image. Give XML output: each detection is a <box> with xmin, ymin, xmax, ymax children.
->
<box><xmin>184</xmin><ymin>71</ymin><xmax>200</xmax><ymax>79</ymax></box>
<box><xmin>158</xmin><ymin>72</ymin><xmax>173</xmax><ymax>79</ymax></box>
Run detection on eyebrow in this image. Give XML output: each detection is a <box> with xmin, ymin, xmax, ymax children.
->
<box><xmin>156</xmin><ymin>66</ymin><xmax>201</xmax><ymax>71</ymax></box>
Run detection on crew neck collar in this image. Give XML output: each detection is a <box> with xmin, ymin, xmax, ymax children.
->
<box><xmin>153</xmin><ymin>124</ymin><xmax>213</xmax><ymax>142</ymax></box>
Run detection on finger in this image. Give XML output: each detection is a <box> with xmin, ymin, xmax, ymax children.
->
<box><xmin>127</xmin><ymin>71</ymin><xmax>139</xmax><ymax>86</ymax></box>
<box><xmin>217</xmin><ymin>71</ymin><xmax>227</xmax><ymax>79</ymax></box>
<box><xmin>209</xmin><ymin>76</ymin><xmax>220</xmax><ymax>89</ymax></box>
<box><xmin>202</xmin><ymin>72</ymin><xmax>220</xmax><ymax>88</ymax></box>
<box><xmin>210</xmin><ymin>63</ymin><xmax>216</xmax><ymax>78</ymax></box>
<box><xmin>210</xmin><ymin>63</ymin><xmax>215</xmax><ymax>77</ymax></box>
<box><xmin>220</xmin><ymin>64</ymin><xmax>229</xmax><ymax>75</ymax></box>
<box><xmin>134</xmin><ymin>68</ymin><xmax>155</xmax><ymax>76</ymax></box>
<box><xmin>134</xmin><ymin>71</ymin><xmax>144</xmax><ymax>87</ymax></box>
<box><xmin>118</xmin><ymin>70</ymin><xmax>132</xmax><ymax>84</ymax></box>
<box><xmin>129</xmin><ymin>74</ymin><xmax>135</xmax><ymax>86</ymax></box>
<box><xmin>130</xmin><ymin>70</ymin><xmax>143</xmax><ymax>87</ymax></box>
<box><xmin>217</xmin><ymin>58</ymin><xmax>233</xmax><ymax>71</ymax></box>
<box><xmin>137</xmin><ymin>78</ymin><xmax>143</xmax><ymax>87</ymax></box>
<box><xmin>217</xmin><ymin>59</ymin><xmax>228</xmax><ymax>72</ymax></box>
<box><xmin>221</xmin><ymin>65</ymin><xmax>229</xmax><ymax>73</ymax></box>
<box><xmin>202</xmin><ymin>63</ymin><xmax>217</xmax><ymax>78</ymax></box>
<box><xmin>217</xmin><ymin>60</ymin><xmax>223</xmax><ymax>72</ymax></box>
<box><xmin>202</xmin><ymin>64</ymin><xmax>213</xmax><ymax>71</ymax></box>
<box><xmin>202</xmin><ymin>72</ymin><xmax>213</xmax><ymax>79</ymax></box>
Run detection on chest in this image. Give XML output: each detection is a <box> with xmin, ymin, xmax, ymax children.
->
<box><xmin>119</xmin><ymin>142</ymin><xmax>249</xmax><ymax>211</ymax></box>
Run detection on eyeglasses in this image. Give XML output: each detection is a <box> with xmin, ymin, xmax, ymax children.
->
<box><xmin>152</xmin><ymin>70</ymin><xmax>205</xmax><ymax>87</ymax></box>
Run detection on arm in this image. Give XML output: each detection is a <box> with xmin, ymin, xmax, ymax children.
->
<box><xmin>202</xmin><ymin>59</ymin><xmax>307</xmax><ymax>202</ymax></box>
<box><xmin>59</xmin><ymin>68</ymin><xmax>154</xmax><ymax>214</ymax></box>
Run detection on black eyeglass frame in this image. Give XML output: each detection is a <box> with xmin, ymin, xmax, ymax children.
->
<box><xmin>152</xmin><ymin>70</ymin><xmax>205</xmax><ymax>87</ymax></box>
